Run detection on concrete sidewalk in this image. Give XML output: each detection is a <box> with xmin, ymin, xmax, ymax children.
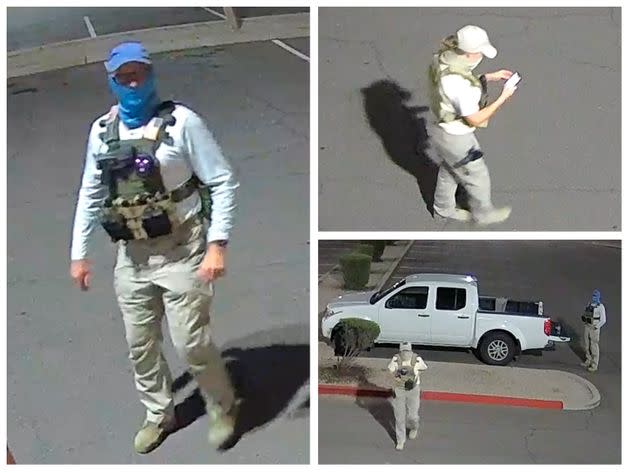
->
<box><xmin>8</xmin><ymin>12</ymin><xmax>309</xmax><ymax>77</ymax></box>
<box><xmin>319</xmin><ymin>345</ymin><xmax>600</xmax><ymax>411</ymax></box>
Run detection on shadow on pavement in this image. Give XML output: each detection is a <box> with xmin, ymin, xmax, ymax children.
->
<box><xmin>361</xmin><ymin>79</ymin><xmax>469</xmax><ymax>216</ymax></box>
<box><xmin>354</xmin><ymin>367</ymin><xmax>395</xmax><ymax>444</ymax></box>
<box><xmin>556</xmin><ymin>315</ymin><xmax>586</xmax><ymax>362</ymax></box>
<box><xmin>169</xmin><ymin>324</ymin><xmax>310</xmax><ymax>451</ymax></box>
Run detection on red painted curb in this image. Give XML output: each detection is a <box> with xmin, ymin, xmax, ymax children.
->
<box><xmin>318</xmin><ymin>384</ymin><xmax>564</xmax><ymax>410</ymax></box>
<box><xmin>7</xmin><ymin>447</ymin><xmax>15</xmax><ymax>464</ymax></box>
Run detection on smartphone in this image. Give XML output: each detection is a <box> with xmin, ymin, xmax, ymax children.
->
<box><xmin>505</xmin><ymin>72</ymin><xmax>522</xmax><ymax>88</ymax></box>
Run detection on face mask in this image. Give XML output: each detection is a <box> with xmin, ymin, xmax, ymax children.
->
<box><xmin>469</xmin><ymin>56</ymin><xmax>483</xmax><ymax>70</ymax></box>
<box><xmin>592</xmin><ymin>291</ymin><xmax>601</xmax><ymax>305</ymax></box>
<box><xmin>108</xmin><ymin>71</ymin><xmax>160</xmax><ymax>129</ymax></box>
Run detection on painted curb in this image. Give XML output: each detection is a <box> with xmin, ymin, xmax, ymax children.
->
<box><xmin>319</xmin><ymin>384</ymin><xmax>565</xmax><ymax>410</ymax></box>
<box><xmin>8</xmin><ymin>13</ymin><xmax>309</xmax><ymax>78</ymax></box>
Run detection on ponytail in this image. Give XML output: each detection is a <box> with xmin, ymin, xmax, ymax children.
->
<box><xmin>438</xmin><ymin>34</ymin><xmax>459</xmax><ymax>54</ymax></box>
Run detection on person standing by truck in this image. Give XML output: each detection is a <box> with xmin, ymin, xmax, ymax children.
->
<box><xmin>387</xmin><ymin>342</ymin><xmax>428</xmax><ymax>450</ymax></box>
<box><xmin>581</xmin><ymin>290</ymin><xmax>606</xmax><ymax>372</ymax></box>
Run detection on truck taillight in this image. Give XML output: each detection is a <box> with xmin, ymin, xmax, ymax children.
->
<box><xmin>544</xmin><ymin>318</ymin><xmax>552</xmax><ymax>336</ymax></box>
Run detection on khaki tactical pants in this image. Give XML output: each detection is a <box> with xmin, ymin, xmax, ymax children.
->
<box><xmin>583</xmin><ymin>324</ymin><xmax>601</xmax><ymax>369</ymax></box>
<box><xmin>392</xmin><ymin>385</ymin><xmax>420</xmax><ymax>444</ymax></box>
<box><xmin>113</xmin><ymin>216</ymin><xmax>235</xmax><ymax>426</ymax></box>
<box><xmin>429</xmin><ymin>125</ymin><xmax>494</xmax><ymax>219</ymax></box>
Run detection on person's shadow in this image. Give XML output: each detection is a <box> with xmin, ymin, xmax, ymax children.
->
<box><xmin>354</xmin><ymin>368</ymin><xmax>396</xmax><ymax>444</ymax></box>
<box><xmin>361</xmin><ymin>79</ymin><xmax>467</xmax><ymax>215</ymax></box>
<box><xmin>169</xmin><ymin>324</ymin><xmax>310</xmax><ymax>451</ymax></box>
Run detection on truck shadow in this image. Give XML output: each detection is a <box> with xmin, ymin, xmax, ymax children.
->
<box><xmin>169</xmin><ymin>324</ymin><xmax>310</xmax><ymax>451</ymax></box>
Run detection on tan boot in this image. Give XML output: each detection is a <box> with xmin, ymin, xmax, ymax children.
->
<box><xmin>434</xmin><ymin>208</ymin><xmax>473</xmax><ymax>222</ymax></box>
<box><xmin>134</xmin><ymin>418</ymin><xmax>175</xmax><ymax>454</ymax></box>
<box><xmin>474</xmin><ymin>206</ymin><xmax>512</xmax><ymax>225</ymax></box>
<box><xmin>408</xmin><ymin>429</ymin><xmax>418</xmax><ymax>440</ymax></box>
<box><xmin>395</xmin><ymin>440</ymin><xmax>405</xmax><ymax>450</ymax></box>
<box><xmin>207</xmin><ymin>400</ymin><xmax>241</xmax><ymax>448</ymax></box>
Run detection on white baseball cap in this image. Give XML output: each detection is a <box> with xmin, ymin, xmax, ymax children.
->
<box><xmin>457</xmin><ymin>25</ymin><xmax>497</xmax><ymax>58</ymax></box>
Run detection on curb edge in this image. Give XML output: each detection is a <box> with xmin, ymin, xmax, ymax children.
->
<box><xmin>318</xmin><ymin>383</ymin><xmax>565</xmax><ymax>410</ymax></box>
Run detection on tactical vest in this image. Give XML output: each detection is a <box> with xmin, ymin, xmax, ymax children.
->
<box><xmin>95</xmin><ymin>101</ymin><xmax>211</xmax><ymax>242</ymax></box>
<box><xmin>393</xmin><ymin>351</ymin><xmax>419</xmax><ymax>390</ymax></box>
<box><xmin>428</xmin><ymin>50</ymin><xmax>489</xmax><ymax>126</ymax></box>
<box><xmin>582</xmin><ymin>304</ymin><xmax>601</xmax><ymax>326</ymax></box>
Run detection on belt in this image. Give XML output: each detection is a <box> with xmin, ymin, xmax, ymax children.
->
<box><xmin>170</xmin><ymin>175</ymin><xmax>200</xmax><ymax>202</ymax></box>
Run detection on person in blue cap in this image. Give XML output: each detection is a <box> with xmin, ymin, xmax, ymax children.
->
<box><xmin>581</xmin><ymin>289</ymin><xmax>607</xmax><ymax>372</ymax></box>
<box><xmin>69</xmin><ymin>42</ymin><xmax>240</xmax><ymax>453</ymax></box>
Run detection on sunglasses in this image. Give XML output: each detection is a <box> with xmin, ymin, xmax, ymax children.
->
<box><xmin>111</xmin><ymin>65</ymin><xmax>151</xmax><ymax>86</ymax></box>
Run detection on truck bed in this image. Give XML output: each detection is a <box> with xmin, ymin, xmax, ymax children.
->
<box><xmin>478</xmin><ymin>296</ymin><xmax>543</xmax><ymax>316</ymax></box>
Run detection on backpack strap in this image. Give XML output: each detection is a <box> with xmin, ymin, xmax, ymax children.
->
<box><xmin>150</xmin><ymin>100</ymin><xmax>177</xmax><ymax>151</ymax></box>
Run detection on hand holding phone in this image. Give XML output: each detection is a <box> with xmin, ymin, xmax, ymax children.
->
<box><xmin>504</xmin><ymin>71</ymin><xmax>522</xmax><ymax>89</ymax></box>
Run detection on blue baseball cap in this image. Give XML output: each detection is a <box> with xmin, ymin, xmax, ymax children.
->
<box><xmin>105</xmin><ymin>42</ymin><xmax>152</xmax><ymax>73</ymax></box>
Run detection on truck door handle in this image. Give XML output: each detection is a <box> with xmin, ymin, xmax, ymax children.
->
<box><xmin>457</xmin><ymin>315</ymin><xmax>470</xmax><ymax>319</ymax></box>
<box><xmin>417</xmin><ymin>314</ymin><xmax>430</xmax><ymax>318</ymax></box>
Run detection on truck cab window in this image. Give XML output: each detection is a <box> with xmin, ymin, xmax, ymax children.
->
<box><xmin>385</xmin><ymin>286</ymin><xmax>429</xmax><ymax>309</ymax></box>
<box><xmin>436</xmin><ymin>287</ymin><xmax>467</xmax><ymax>310</ymax></box>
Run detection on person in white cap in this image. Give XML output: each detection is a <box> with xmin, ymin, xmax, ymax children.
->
<box><xmin>427</xmin><ymin>25</ymin><xmax>518</xmax><ymax>225</ymax></box>
<box><xmin>387</xmin><ymin>342</ymin><xmax>428</xmax><ymax>450</ymax></box>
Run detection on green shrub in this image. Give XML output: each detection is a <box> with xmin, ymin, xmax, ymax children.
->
<box><xmin>339</xmin><ymin>253</ymin><xmax>371</xmax><ymax>289</ymax></box>
<box><xmin>371</xmin><ymin>241</ymin><xmax>386</xmax><ymax>261</ymax></box>
<box><xmin>333</xmin><ymin>318</ymin><xmax>381</xmax><ymax>367</ymax></box>
<box><xmin>355</xmin><ymin>243</ymin><xmax>374</xmax><ymax>258</ymax></box>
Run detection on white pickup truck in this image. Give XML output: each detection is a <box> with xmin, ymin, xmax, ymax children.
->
<box><xmin>321</xmin><ymin>273</ymin><xmax>570</xmax><ymax>365</ymax></box>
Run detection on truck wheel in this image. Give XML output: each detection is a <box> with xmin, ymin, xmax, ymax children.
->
<box><xmin>479</xmin><ymin>332</ymin><xmax>515</xmax><ymax>366</ymax></box>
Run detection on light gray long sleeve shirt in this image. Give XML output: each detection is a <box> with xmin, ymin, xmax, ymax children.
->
<box><xmin>70</xmin><ymin>104</ymin><xmax>238</xmax><ymax>260</ymax></box>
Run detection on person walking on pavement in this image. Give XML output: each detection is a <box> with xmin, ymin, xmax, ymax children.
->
<box><xmin>69</xmin><ymin>42</ymin><xmax>240</xmax><ymax>454</ymax></box>
<box><xmin>427</xmin><ymin>25</ymin><xmax>517</xmax><ymax>225</ymax></box>
<box><xmin>387</xmin><ymin>342</ymin><xmax>428</xmax><ymax>450</ymax></box>
<box><xmin>581</xmin><ymin>289</ymin><xmax>606</xmax><ymax>372</ymax></box>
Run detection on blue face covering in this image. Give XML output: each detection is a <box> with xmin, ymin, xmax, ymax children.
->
<box><xmin>592</xmin><ymin>290</ymin><xmax>601</xmax><ymax>305</ymax></box>
<box><xmin>108</xmin><ymin>72</ymin><xmax>160</xmax><ymax>129</ymax></box>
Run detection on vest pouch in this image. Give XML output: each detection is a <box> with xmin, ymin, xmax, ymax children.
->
<box><xmin>101</xmin><ymin>215</ymin><xmax>135</xmax><ymax>241</ymax></box>
<box><xmin>404</xmin><ymin>378</ymin><xmax>416</xmax><ymax>391</ymax></box>
<box><xmin>141</xmin><ymin>209</ymin><xmax>173</xmax><ymax>238</ymax></box>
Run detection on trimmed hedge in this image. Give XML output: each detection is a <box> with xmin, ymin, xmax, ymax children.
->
<box><xmin>371</xmin><ymin>241</ymin><xmax>386</xmax><ymax>261</ymax></box>
<box><xmin>334</xmin><ymin>318</ymin><xmax>381</xmax><ymax>359</ymax></box>
<box><xmin>339</xmin><ymin>253</ymin><xmax>371</xmax><ymax>289</ymax></box>
<box><xmin>355</xmin><ymin>243</ymin><xmax>374</xmax><ymax>258</ymax></box>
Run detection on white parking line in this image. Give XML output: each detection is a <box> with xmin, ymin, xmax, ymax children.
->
<box><xmin>202</xmin><ymin>7</ymin><xmax>226</xmax><ymax>20</ymax></box>
<box><xmin>271</xmin><ymin>39</ymin><xmax>309</xmax><ymax>62</ymax></box>
<box><xmin>83</xmin><ymin>16</ymin><xmax>97</xmax><ymax>38</ymax></box>
<box><xmin>201</xmin><ymin>7</ymin><xmax>308</xmax><ymax>62</ymax></box>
